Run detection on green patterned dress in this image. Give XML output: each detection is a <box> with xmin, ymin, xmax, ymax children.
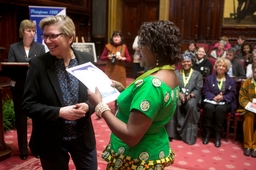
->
<box><xmin>102</xmin><ymin>76</ymin><xmax>179</xmax><ymax>169</ymax></box>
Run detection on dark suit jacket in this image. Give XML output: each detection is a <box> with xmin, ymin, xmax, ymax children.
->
<box><xmin>231</xmin><ymin>58</ymin><xmax>246</xmax><ymax>80</ymax></box>
<box><xmin>8</xmin><ymin>41</ymin><xmax>45</xmax><ymax>90</ymax></box>
<box><xmin>22</xmin><ymin>49</ymin><xmax>96</xmax><ymax>158</ymax></box>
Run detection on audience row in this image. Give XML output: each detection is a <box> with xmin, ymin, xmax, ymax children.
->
<box><xmin>166</xmin><ymin>54</ymin><xmax>256</xmax><ymax>158</ymax></box>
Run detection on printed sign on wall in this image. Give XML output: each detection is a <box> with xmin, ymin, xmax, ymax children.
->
<box><xmin>29</xmin><ymin>6</ymin><xmax>66</xmax><ymax>50</ymax></box>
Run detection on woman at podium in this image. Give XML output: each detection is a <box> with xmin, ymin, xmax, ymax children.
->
<box><xmin>8</xmin><ymin>19</ymin><xmax>45</xmax><ymax>160</ymax></box>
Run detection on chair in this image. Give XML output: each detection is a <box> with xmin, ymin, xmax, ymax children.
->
<box><xmin>199</xmin><ymin>108</ymin><xmax>204</xmax><ymax>137</ymax></box>
<box><xmin>196</xmin><ymin>43</ymin><xmax>210</xmax><ymax>54</ymax></box>
<box><xmin>226</xmin><ymin>112</ymin><xmax>256</xmax><ymax>142</ymax></box>
<box><xmin>175</xmin><ymin>63</ymin><xmax>182</xmax><ymax>70</ymax></box>
<box><xmin>225</xmin><ymin>112</ymin><xmax>243</xmax><ymax>142</ymax></box>
<box><xmin>207</xmin><ymin>57</ymin><xmax>216</xmax><ymax>74</ymax></box>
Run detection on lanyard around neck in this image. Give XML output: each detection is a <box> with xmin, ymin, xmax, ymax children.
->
<box><xmin>217</xmin><ymin>78</ymin><xmax>224</xmax><ymax>90</ymax></box>
<box><xmin>182</xmin><ymin>68</ymin><xmax>193</xmax><ymax>87</ymax></box>
<box><xmin>128</xmin><ymin>65</ymin><xmax>174</xmax><ymax>88</ymax></box>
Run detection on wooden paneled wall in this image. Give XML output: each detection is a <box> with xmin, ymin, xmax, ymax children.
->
<box><xmin>169</xmin><ymin>0</ymin><xmax>256</xmax><ymax>51</ymax></box>
<box><xmin>0</xmin><ymin>0</ymin><xmax>256</xmax><ymax>78</ymax></box>
<box><xmin>122</xmin><ymin>0</ymin><xmax>159</xmax><ymax>48</ymax></box>
<box><xmin>0</xmin><ymin>0</ymin><xmax>92</xmax><ymax>62</ymax></box>
<box><xmin>121</xmin><ymin>0</ymin><xmax>160</xmax><ymax>78</ymax></box>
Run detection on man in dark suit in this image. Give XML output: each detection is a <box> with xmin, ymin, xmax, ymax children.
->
<box><xmin>225</xmin><ymin>47</ymin><xmax>246</xmax><ymax>80</ymax></box>
<box><xmin>8</xmin><ymin>19</ymin><xmax>45</xmax><ymax>160</ymax></box>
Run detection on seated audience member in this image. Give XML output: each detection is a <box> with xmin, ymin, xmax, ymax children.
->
<box><xmin>166</xmin><ymin>53</ymin><xmax>203</xmax><ymax>145</ymax></box>
<box><xmin>202</xmin><ymin>58</ymin><xmax>237</xmax><ymax>148</ymax></box>
<box><xmin>192</xmin><ymin>46</ymin><xmax>213</xmax><ymax>77</ymax></box>
<box><xmin>225</xmin><ymin>47</ymin><xmax>246</xmax><ymax>80</ymax></box>
<box><xmin>210</xmin><ymin>40</ymin><xmax>226</xmax><ymax>58</ymax></box>
<box><xmin>184</xmin><ymin>40</ymin><xmax>197</xmax><ymax>61</ymax></box>
<box><xmin>239</xmin><ymin>42</ymin><xmax>253</xmax><ymax>69</ymax></box>
<box><xmin>213</xmin><ymin>36</ymin><xmax>231</xmax><ymax>51</ymax></box>
<box><xmin>246</xmin><ymin>49</ymin><xmax>256</xmax><ymax>78</ymax></box>
<box><xmin>234</xmin><ymin>35</ymin><xmax>246</xmax><ymax>58</ymax></box>
<box><xmin>237</xmin><ymin>62</ymin><xmax>256</xmax><ymax>158</ymax></box>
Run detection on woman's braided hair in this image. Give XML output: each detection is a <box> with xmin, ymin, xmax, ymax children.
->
<box><xmin>138</xmin><ymin>20</ymin><xmax>182</xmax><ymax>66</ymax></box>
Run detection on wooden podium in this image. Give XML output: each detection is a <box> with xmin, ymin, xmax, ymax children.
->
<box><xmin>0</xmin><ymin>62</ymin><xmax>29</xmax><ymax>161</ymax></box>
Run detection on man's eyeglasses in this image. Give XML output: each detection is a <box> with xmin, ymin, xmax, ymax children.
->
<box><xmin>40</xmin><ymin>33</ymin><xmax>64</xmax><ymax>40</ymax></box>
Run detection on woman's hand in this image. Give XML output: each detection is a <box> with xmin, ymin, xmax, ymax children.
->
<box><xmin>116</xmin><ymin>55</ymin><xmax>126</xmax><ymax>61</ymax></box>
<box><xmin>179</xmin><ymin>93</ymin><xmax>186</xmax><ymax>103</ymax></box>
<box><xmin>107</xmin><ymin>54</ymin><xmax>113</xmax><ymax>60</ymax></box>
<box><xmin>214</xmin><ymin>92</ymin><xmax>223</xmax><ymax>102</ymax></box>
<box><xmin>87</xmin><ymin>87</ymin><xmax>102</xmax><ymax>107</ymax></box>
<box><xmin>111</xmin><ymin>80</ymin><xmax>125</xmax><ymax>92</ymax></box>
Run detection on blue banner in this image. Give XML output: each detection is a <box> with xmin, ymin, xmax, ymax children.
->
<box><xmin>29</xmin><ymin>6</ymin><xmax>66</xmax><ymax>45</ymax></box>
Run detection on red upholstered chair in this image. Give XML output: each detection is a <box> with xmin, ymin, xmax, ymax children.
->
<box><xmin>175</xmin><ymin>63</ymin><xmax>182</xmax><ymax>70</ymax></box>
<box><xmin>199</xmin><ymin>108</ymin><xmax>204</xmax><ymax>137</ymax></box>
<box><xmin>225</xmin><ymin>112</ymin><xmax>243</xmax><ymax>142</ymax></box>
<box><xmin>197</xmin><ymin>43</ymin><xmax>210</xmax><ymax>54</ymax></box>
<box><xmin>207</xmin><ymin>57</ymin><xmax>216</xmax><ymax>74</ymax></box>
<box><xmin>226</xmin><ymin>112</ymin><xmax>256</xmax><ymax>142</ymax></box>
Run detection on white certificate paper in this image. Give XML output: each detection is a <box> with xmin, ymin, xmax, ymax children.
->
<box><xmin>66</xmin><ymin>62</ymin><xmax>120</xmax><ymax>103</ymax></box>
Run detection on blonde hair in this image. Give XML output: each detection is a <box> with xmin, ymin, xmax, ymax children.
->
<box><xmin>214</xmin><ymin>58</ymin><xmax>230</xmax><ymax>71</ymax></box>
<box><xmin>220</xmin><ymin>36</ymin><xmax>229</xmax><ymax>43</ymax></box>
<box><xmin>19</xmin><ymin>20</ymin><xmax>36</xmax><ymax>38</ymax></box>
<box><xmin>39</xmin><ymin>15</ymin><xmax>76</xmax><ymax>43</ymax></box>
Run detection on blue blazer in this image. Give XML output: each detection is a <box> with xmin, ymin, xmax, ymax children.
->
<box><xmin>202</xmin><ymin>73</ymin><xmax>237</xmax><ymax>114</ymax></box>
<box><xmin>22</xmin><ymin>49</ymin><xmax>96</xmax><ymax>158</ymax></box>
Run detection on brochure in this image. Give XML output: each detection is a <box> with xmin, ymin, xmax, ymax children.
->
<box><xmin>203</xmin><ymin>99</ymin><xmax>225</xmax><ymax>105</ymax></box>
<box><xmin>245</xmin><ymin>102</ymin><xmax>256</xmax><ymax>114</ymax></box>
<box><xmin>66</xmin><ymin>62</ymin><xmax>120</xmax><ymax>103</ymax></box>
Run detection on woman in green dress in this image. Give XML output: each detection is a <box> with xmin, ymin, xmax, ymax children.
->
<box><xmin>88</xmin><ymin>20</ymin><xmax>182</xmax><ymax>169</ymax></box>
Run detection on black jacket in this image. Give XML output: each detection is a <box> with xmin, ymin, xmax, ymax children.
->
<box><xmin>22</xmin><ymin>49</ymin><xmax>96</xmax><ymax>158</ymax></box>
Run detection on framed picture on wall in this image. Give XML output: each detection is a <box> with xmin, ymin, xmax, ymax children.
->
<box><xmin>222</xmin><ymin>0</ymin><xmax>256</xmax><ymax>26</ymax></box>
<box><xmin>72</xmin><ymin>43</ymin><xmax>97</xmax><ymax>62</ymax></box>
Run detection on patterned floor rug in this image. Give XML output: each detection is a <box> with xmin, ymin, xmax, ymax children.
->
<box><xmin>1</xmin><ymin>78</ymin><xmax>256</xmax><ymax>169</ymax></box>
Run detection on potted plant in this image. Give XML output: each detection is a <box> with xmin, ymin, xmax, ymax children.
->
<box><xmin>3</xmin><ymin>95</ymin><xmax>15</xmax><ymax>131</ymax></box>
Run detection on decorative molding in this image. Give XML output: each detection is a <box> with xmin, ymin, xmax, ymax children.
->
<box><xmin>222</xmin><ymin>30</ymin><xmax>256</xmax><ymax>37</ymax></box>
<box><xmin>206</xmin><ymin>0</ymin><xmax>211</xmax><ymax>40</ymax></box>
<box><xmin>55</xmin><ymin>0</ymin><xmax>88</xmax><ymax>6</ymax></box>
<box><xmin>159</xmin><ymin>0</ymin><xmax>169</xmax><ymax>20</ymax></box>
<box><xmin>0</xmin><ymin>0</ymin><xmax>91</xmax><ymax>14</ymax></box>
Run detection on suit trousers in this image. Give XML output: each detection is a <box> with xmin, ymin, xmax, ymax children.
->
<box><xmin>40</xmin><ymin>136</ymin><xmax>97</xmax><ymax>170</ymax></box>
<box><xmin>11</xmin><ymin>88</ymin><xmax>28</xmax><ymax>155</ymax></box>
<box><xmin>243</xmin><ymin>112</ymin><xmax>256</xmax><ymax>149</ymax></box>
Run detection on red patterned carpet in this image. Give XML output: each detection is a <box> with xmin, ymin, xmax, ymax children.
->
<box><xmin>1</xmin><ymin>109</ymin><xmax>256</xmax><ymax>170</ymax></box>
<box><xmin>1</xmin><ymin>78</ymin><xmax>256</xmax><ymax>169</ymax></box>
